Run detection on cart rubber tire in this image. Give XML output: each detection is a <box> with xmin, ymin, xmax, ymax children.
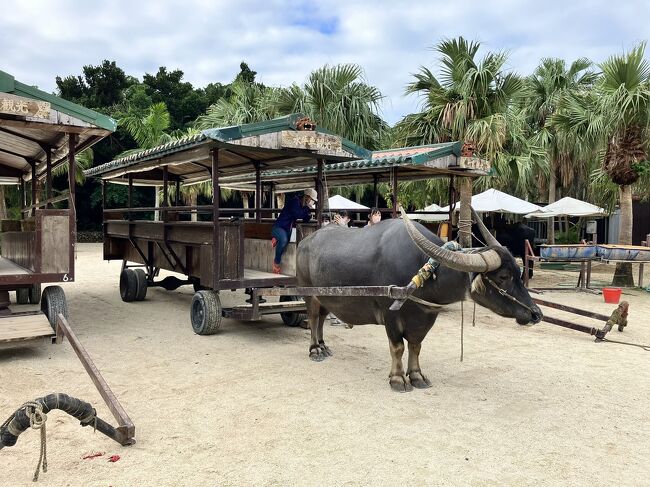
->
<box><xmin>133</xmin><ymin>269</ymin><xmax>148</xmax><ymax>301</ymax></box>
<box><xmin>120</xmin><ymin>269</ymin><xmax>138</xmax><ymax>302</ymax></box>
<box><xmin>29</xmin><ymin>283</ymin><xmax>41</xmax><ymax>305</ymax></box>
<box><xmin>16</xmin><ymin>288</ymin><xmax>29</xmax><ymax>305</ymax></box>
<box><xmin>191</xmin><ymin>291</ymin><xmax>222</xmax><ymax>335</ymax></box>
<box><xmin>280</xmin><ymin>295</ymin><xmax>307</xmax><ymax>327</ymax></box>
<box><xmin>41</xmin><ymin>285</ymin><xmax>68</xmax><ymax>328</ymax></box>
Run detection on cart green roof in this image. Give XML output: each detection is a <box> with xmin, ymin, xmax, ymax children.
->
<box><xmin>0</xmin><ymin>69</ymin><xmax>116</xmax><ymax>183</ymax></box>
<box><xmin>85</xmin><ymin>114</ymin><xmax>370</xmax><ymax>183</ymax></box>
<box><xmin>219</xmin><ymin>141</ymin><xmax>491</xmax><ymax>192</ymax></box>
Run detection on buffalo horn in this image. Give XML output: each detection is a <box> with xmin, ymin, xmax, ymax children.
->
<box><xmin>399</xmin><ymin>207</ymin><xmax>501</xmax><ymax>273</ymax></box>
<box><xmin>470</xmin><ymin>206</ymin><xmax>501</xmax><ymax>247</ymax></box>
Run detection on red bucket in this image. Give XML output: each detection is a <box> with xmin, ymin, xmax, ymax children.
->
<box><xmin>602</xmin><ymin>287</ymin><xmax>622</xmax><ymax>304</ymax></box>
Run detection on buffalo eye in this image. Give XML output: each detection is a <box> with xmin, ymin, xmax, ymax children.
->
<box><xmin>496</xmin><ymin>271</ymin><xmax>512</xmax><ymax>284</ymax></box>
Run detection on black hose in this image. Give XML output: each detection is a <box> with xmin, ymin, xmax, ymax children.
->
<box><xmin>1</xmin><ymin>393</ymin><xmax>96</xmax><ymax>449</ymax></box>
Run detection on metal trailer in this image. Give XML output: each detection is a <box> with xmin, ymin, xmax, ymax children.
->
<box><xmin>0</xmin><ymin>70</ymin><xmax>115</xmax><ymax>347</ymax></box>
<box><xmin>84</xmin><ymin>114</ymin><xmax>490</xmax><ymax>334</ymax></box>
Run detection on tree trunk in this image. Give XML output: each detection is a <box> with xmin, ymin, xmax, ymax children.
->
<box><xmin>459</xmin><ymin>177</ymin><xmax>472</xmax><ymax>248</ymax></box>
<box><xmin>612</xmin><ymin>184</ymin><xmax>634</xmax><ymax>286</ymax></box>
<box><xmin>547</xmin><ymin>164</ymin><xmax>556</xmax><ymax>244</ymax></box>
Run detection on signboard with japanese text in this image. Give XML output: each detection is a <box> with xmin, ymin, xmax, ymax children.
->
<box><xmin>0</xmin><ymin>96</ymin><xmax>50</xmax><ymax>119</ymax></box>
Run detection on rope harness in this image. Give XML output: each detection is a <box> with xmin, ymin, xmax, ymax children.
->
<box><xmin>1</xmin><ymin>402</ymin><xmax>48</xmax><ymax>482</ymax></box>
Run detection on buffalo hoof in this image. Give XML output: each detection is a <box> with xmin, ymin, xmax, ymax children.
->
<box><xmin>408</xmin><ymin>371</ymin><xmax>432</xmax><ymax>389</ymax></box>
<box><xmin>389</xmin><ymin>375</ymin><xmax>413</xmax><ymax>393</ymax></box>
<box><xmin>309</xmin><ymin>344</ymin><xmax>332</xmax><ymax>362</ymax></box>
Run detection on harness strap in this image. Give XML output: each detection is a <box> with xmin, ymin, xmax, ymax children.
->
<box><xmin>482</xmin><ymin>275</ymin><xmax>536</xmax><ymax>314</ymax></box>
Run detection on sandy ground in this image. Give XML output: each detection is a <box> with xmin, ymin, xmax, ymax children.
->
<box><xmin>1</xmin><ymin>244</ymin><xmax>649</xmax><ymax>486</ymax></box>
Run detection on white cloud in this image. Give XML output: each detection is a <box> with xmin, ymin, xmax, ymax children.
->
<box><xmin>2</xmin><ymin>0</ymin><xmax>650</xmax><ymax>125</ymax></box>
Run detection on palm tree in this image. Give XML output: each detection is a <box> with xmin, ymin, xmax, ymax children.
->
<box><xmin>194</xmin><ymin>81</ymin><xmax>280</xmax><ymax>129</ymax></box>
<box><xmin>552</xmin><ymin>43</ymin><xmax>650</xmax><ymax>285</ymax></box>
<box><xmin>525</xmin><ymin>58</ymin><xmax>598</xmax><ymax>242</ymax></box>
<box><xmin>119</xmin><ymin>102</ymin><xmax>173</xmax><ymax>155</ymax></box>
<box><xmin>274</xmin><ymin>64</ymin><xmax>386</xmax><ymax>150</ymax></box>
<box><xmin>394</xmin><ymin>37</ymin><xmax>535</xmax><ymax>243</ymax></box>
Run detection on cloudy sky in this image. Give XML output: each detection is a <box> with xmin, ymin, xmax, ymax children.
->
<box><xmin>2</xmin><ymin>0</ymin><xmax>650</xmax><ymax>124</ymax></box>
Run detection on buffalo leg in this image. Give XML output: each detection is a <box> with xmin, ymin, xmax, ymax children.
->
<box><xmin>385</xmin><ymin>327</ymin><xmax>412</xmax><ymax>392</ymax></box>
<box><xmin>308</xmin><ymin>298</ymin><xmax>332</xmax><ymax>362</ymax></box>
<box><xmin>406</xmin><ymin>341</ymin><xmax>432</xmax><ymax>389</ymax></box>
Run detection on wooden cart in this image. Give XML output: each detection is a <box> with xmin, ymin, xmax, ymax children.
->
<box><xmin>85</xmin><ymin>114</ymin><xmax>489</xmax><ymax>334</ymax></box>
<box><xmin>0</xmin><ymin>70</ymin><xmax>115</xmax><ymax>346</ymax></box>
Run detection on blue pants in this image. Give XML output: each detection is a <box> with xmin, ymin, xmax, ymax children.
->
<box><xmin>272</xmin><ymin>225</ymin><xmax>289</xmax><ymax>264</ymax></box>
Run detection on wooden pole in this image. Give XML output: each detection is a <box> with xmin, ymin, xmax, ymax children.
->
<box><xmin>102</xmin><ymin>180</ymin><xmax>107</xmax><ymax>209</ymax></box>
<box><xmin>162</xmin><ymin>165</ymin><xmax>169</xmax><ymax>222</ymax></box>
<box><xmin>20</xmin><ymin>177</ymin><xmax>25</xmax><ymax>212</ymax></box>
<box><xmin>316</xmin><ymin>159</ymin><xmax>324</xmax><ymax>224</ymax></box>
<box><xmin>459</xmin><ymin>177</ymin><xmax>473</xmax><ymax>248</ymax></box>
<box><xmin>30</xmin><ymin>161</ymin><xmax>36</xmax><ymax>217</ymax></box>
<box><xmin>373</xmin><ymin>175</ymin><xmax>379</xmax><ymax>208</ymax></box>
<box><xmin>211</xmin><ymin>149</ymin><xmax>221</xmax><ymax>289</ymax></box>
<box><xmin>68</xmin><ymin>134</ymin><xmax>77</xmax><ymax>211</ymax></box>
<box><xmin>127</xmin><ymin>174</ymin><xmax>133</xmax><ymax>222</ymax></box>
<box><xmin>175</xmin><ymin>180</ymin><xmax>180</xmax><ymax>206</ymax></box>
<box><xmin>390</xmin><ymin>167</ymin><xmax>398</xmax><ymax>218</ymax></box>
<box><xmin>255</xmin><ymin>161</ymin><xmax>261</xmax><ymax>223</ymax></box>
<box><xmin>46</xmin><ymin>148</ymin><xmax>52</xmax><ymax>208</ymax></box>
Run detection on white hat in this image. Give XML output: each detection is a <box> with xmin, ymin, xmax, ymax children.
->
<box><xmin>303</xmin><ymin>188</ymin><xmax>318</xmax><ymax>202</ymax></box>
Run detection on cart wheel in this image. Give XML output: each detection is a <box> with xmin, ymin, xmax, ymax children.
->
<box><xmin>29</xmin><ymin>283</ymin><xmax>41</xmax><ymax>305</ymax></box>
<box><xmin>120</xmin><ymin>269</ymin><xmax>138</xmax><ymax>302</ymax></box>
<box><xmin>193</xmin><ymin>281</ymin><xmax>203</xmax><ymax>292</ymax></box>
<box><xmin>133</xmin><ymin>269</ymin><xmax>148</xmax><ymax>301</ymax></box>
<box><xmin>280</xmin><ymin>295</ymin><xmax>307</xmax><ymax>327</ymax></box>
<box><xmin>41</xmin><ymin>285</ymin><xmax>68</xmax><ymax>328</ymax></box>
<box><xmin>16</xmin><ymin>287</ymin><xmax>29</xmax><ymax>305</ymax></box>
<box><xmin>191</xmin><ymin>290</ymin><xmax>222</xmax><ymax>335</ymax></box>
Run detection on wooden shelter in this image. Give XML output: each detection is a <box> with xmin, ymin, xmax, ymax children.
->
<box><xmin>0</xmin><ymin>69</ymin><xmax>115</xmax><ymax>346</ymax></box>
<box><xmin>85</xmin><ymin>114</ymin><xmax>489</xmax><ymax>334</ymax></box>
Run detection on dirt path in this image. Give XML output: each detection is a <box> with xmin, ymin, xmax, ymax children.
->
<box><xmin>1</xmin><ymin>244</ymin><xmax>649</xmax><ymax>486</ymax></box>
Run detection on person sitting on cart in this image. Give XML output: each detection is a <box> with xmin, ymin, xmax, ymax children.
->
<box><xmin>271</xmin><ymin>188</ymin><xmax>317</xmax><ymax>274</ymax></box>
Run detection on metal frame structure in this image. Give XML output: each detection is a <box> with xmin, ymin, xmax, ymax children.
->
<box><xmin>86</xmin><ymin>114</ymin><xmax>489</xmax><ymax>333</ymax></box>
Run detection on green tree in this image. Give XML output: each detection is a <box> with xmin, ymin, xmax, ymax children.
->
<box><xmin>525</xmin><ymin>57</ymin><xmax>598</xmax><ymax>242</ymax></box>
<box><xmin>552</xmin><ymin>43</ymin><xmax>650</xmax><ymax>285</ymax></box>
<box><xmin>394</xmin><ymin>37</ymin><xmax>540</xmax><ymax>216</ymax></box>
<box><xmin>143</xmin><ymin>67</ymin><xmax>208</xmax><ymax>129</ymax></box>
<box><xmin>55</xmin><ymin>60</ymin><xmax>129</xmax><ymax>109</ymax></box>
<box><xmin>194</xmin><ymin>80</ymin><xmax>280</xmax><ymax>128</ymax></box>
<box><xmin>274</xmin><ymin>64</ymin><xmax>386</xmax><ymax>150</ymax></box>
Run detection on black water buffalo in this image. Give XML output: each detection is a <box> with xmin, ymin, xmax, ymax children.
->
<box><xmin>296</xmin><ymin>208</ymin><xmax>542</xmax><ymax>392</ymax></box>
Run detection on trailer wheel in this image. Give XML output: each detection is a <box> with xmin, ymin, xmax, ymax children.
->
<box><xmin>41</xmin><ymin>285</ymin><xmax>68</xmax><ymax>328</ymax></box>
<box><xmin>280</xmin><ymin>295</ymin><xmax>307</xmax><ymax>327</ymax></box>
<box><xmin>29</xmin><ymin>283</ymin><xmax>41</xmax><ymax>305</ymax></box>
<box><xmin>16</xmin><ymin>287</ymin><xmax>29</xmax><ymax>305</ymax></box>
<box><xmin>191</xmin><ymin>290</ymin><xmax>222</xmax><ymax>335</ymax></box>
<box><xmin>133</xmin><ymin>269</ymin><xmax>148</xmax><ymax>301</ymax></box>
<box><xmin>120</xmin><ymin>269</ymin><xmax>138</xmax><ymax>302</ymax></box>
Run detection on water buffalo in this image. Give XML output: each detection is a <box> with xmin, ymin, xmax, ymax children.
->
<box><xmin>296</xmin><ymin>207</ymin><xmax>542</xmax><ymax>392</ymax></box>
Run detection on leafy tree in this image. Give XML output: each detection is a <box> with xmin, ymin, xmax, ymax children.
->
<box><xmin>235</xmin><ymin>62</ymin><xmax>257</xmax><ymax>83</ymax></box>
<box><xmin>274</xmin><ymin>64</ymin><xmax>386</xmax><ymax>150</ymax></box>
<box><xmin>56</xmin><ymin>60</ymin><xmax>129</xmax><ymax>109</ymax></box>
<box><xmin>143</xmin><ymin>67</ymin><xmax>207</xmax><ymax>129</ymax></box>
<box><xmin>552</xmin><ymin>43</ymin><xmax>650</xmax><ymax>285</ymax></box>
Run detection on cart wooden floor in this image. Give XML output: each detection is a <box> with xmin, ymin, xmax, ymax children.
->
<box><xmin>0</xmin><ymin>313</ymin><xmax>54</xmax><ymax>347</ymax></box>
